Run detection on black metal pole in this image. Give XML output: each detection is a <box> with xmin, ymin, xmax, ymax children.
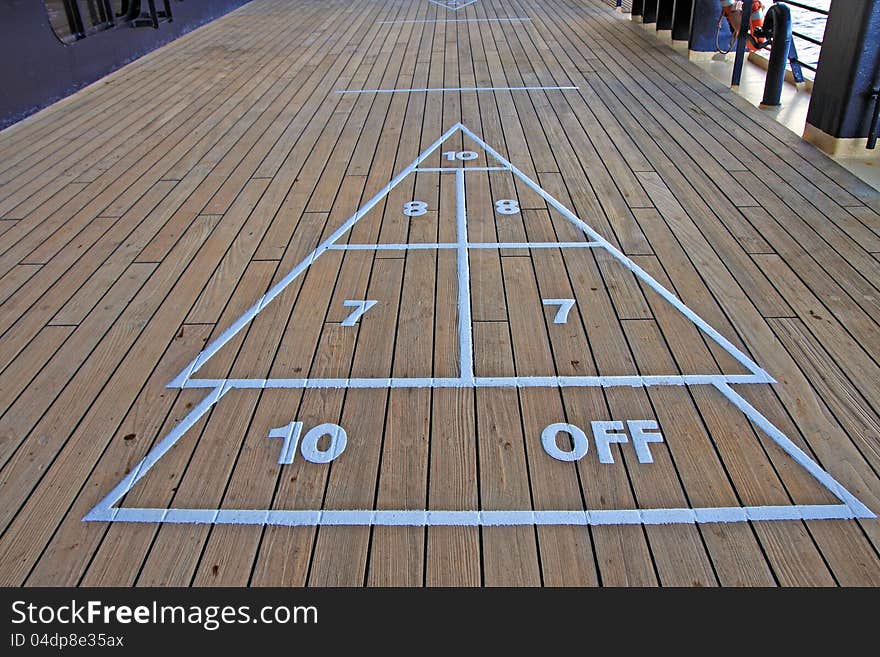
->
<box><xmin>632</xmin><ymin>0</ymin><xmax>644</xmax><ymax>20</ymax></box>
<box><xmin>62</xmin><ymin>0</ymin><xmax>86</xmax><ymax>40</ymax></box>
<box><xmin>761</xmin><ymin>4</ymin><xmax>792</xmax><ymax>107</ymax></box>
<box><xmin>731</xmin><ymin>2</ymin><xmax>753</xmax><ymax>86</ymax></box>
<box><xmin>868</xmin><ymin>89</ymin><xmax>880</xmax><ymax>149</ymax></box>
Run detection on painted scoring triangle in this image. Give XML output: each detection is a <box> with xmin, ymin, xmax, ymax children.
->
<box><xmin>85</xmin><ymin>123</ymin><xmax>874</xmax><ymax>528</ymax></box>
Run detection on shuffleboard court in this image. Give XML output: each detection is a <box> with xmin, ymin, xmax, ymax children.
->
<box><xmin>87</xmin><ymin>123</ymin><xmax>870</xmax><ymax>531</ymax></box>
<box><xmin>0</xmin><ymin>0</ymin><xmax>878</xmax><ymax>586</ymax></box>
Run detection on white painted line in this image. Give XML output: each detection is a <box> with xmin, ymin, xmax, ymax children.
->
<box><xmin>329</xmin><ymin>243</ymin><xmax>458</xmax><ymax>251</ymax></box>
<box><xmin>470</xmin><ymin>241</ymin><xmax>601</xmax><ymax>249</ymax></box>
<box><xmin>88</xmin><ymin>504</ymin><xmax>862</xmax><ymax>526</ymax></box>
<box><xmin>414</xmin><ymin>167</ymin><xmax>510</xmax><ymax>172</ymax></box>
<box><xmin>377</xmin><ymin>18</ymin><xmax>530</xmax><ymax>24</ymax></box>
<box><xmin>336</xmin><ymin>86</ymin><xmax>578</xmax><ymax>94</ymax></box>
<box><xmin>330</xmin><ymin>241</ymin><xmax>601</xmax><ymax>251</ymax></box>
<box><xmin>456</xmin><ymin>168</ymin><xmax>475</xmax><ymax>384</ymax></box>
<box><xmin>178</xmin><ymin>374</ymin><xmax>769</xmax><ymax>390</ymax></box>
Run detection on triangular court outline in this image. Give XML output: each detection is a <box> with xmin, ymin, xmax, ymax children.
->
<box><xmin>84</xmin><ymin>123</ymin><xmax>875</xmax><ymax>527</ymax></box>
<box><xmin>427</xmin><ymin>0</ymin><xmax>479</xmax><ymax>11</ymax></box>
<box><xmin>168</xmin><ymin>122</ymin><xmax>771</xmax><ymax>391</ymax></box>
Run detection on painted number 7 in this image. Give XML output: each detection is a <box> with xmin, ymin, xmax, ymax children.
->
<box><xmin>542</xmin><ymin>298</ymin><xmax>575</xmax><ymax>324</ymax></box>
<box><xmin>341</xmin><ymin>299</ymin><xmax>377</xmax><ymax>326</ymax></box>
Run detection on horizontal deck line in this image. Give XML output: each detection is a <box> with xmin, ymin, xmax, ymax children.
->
<box><xmin>414</xmin><ymin>166</ymin><xmax>511</xmax><ymax>171</ymax></box>
<box><xmin>377</xmin><ymin>18</ymin><xmax>531</xmax><ymax>24</ymax></box>
<box><xmin>336</xmin><ymin>86</ymin><xmax>578</xmax><ymax>94</ymax></box>
<box><xmin>88</xmin><ymin>504</ymin><xmax>866</xmax><ymax>526</ymax></box>
<box><xmin>330</xmin><ymin>243</ymin><xmax>458</xmax><ymax>251</ymax></box>
<box><xmin>175</xmin><ymin>374</ymin><xmax>771</xmax><ymax>390</ymax></box>
<box><xmin>328</xmin><ymin>241</ymin><xmax>603</xmax><ymax>251</ymax></box>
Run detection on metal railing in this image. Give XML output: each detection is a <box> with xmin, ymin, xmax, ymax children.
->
<box><xmin>771</xmin><ymin>0</ymin><xmax>828</xmax><ymax>73</ymax></box>
<box><xmin>732</xmin><ymin>0</ymin><xmax>827</xmax><ymax>86</ymax></box>
<box><xmin>44</xmin><ymin>0</ymin><xmax>176</xmax><ymax>44</ymax></box>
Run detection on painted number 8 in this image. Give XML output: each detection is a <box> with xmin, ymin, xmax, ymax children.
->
<box><xmin>403</xmin><ymin>201</ymin><xmax>428</xmax><ymax>217</ymax></box>
<box><xmin>495</xmin><ymin>199</ymin><xmax>520</xmax><ymax>215</ymax></box>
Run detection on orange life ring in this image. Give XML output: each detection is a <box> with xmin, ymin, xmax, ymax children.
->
<box><xmin>748</xmin><ymin>1</ymin><xmax>766</xmax><ymax>52</ymax></box>
<box><xmin>720</xmin><ymin>1</ymin><xmax>765</xmax><ymax>52</ymax></box>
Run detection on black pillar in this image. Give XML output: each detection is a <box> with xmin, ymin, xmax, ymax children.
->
<box><xmin>632</xmin><ymin>0</ymin><xmax>644</xmax><ymax>20</ymax></box>
<box><xmin>657</xmin><ymin>0</ymin><xmax>675</xmax><ymax>31</ymax></box>
<box><xmin>806</xmin><ymin>0</ymin><xmax>880</xmax><ymax>149</ymax></box>
<box><xmin>672</xmin><ymin>0</ymin><xmax>693</xmax><ymax>42</ymax></box>
<box><xmin>643</xmin><ymin>0</ymin><xmax>658</xmax><ymax>24</ymax></box>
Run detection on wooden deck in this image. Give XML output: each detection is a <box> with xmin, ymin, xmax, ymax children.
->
<box><xmin>0</xmin><ymin>0</ymin><xmax>879</xmax><ymax>587</ymax></box>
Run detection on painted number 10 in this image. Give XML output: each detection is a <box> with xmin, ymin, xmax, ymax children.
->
<box><xmin>268</xmin><ymin>422</ymin><xmax>347</xmax><ymax>465</ymax></box>
<box><xmin>443</xmin><ymin>150</ymin><xmax>478</xmax><ymax>161</ymax></box>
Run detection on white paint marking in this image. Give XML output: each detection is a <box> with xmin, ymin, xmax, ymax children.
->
<box><xmin>377</xmin><ymin>18</ymin><xmax>530</xmax><ymax>24</ymax></box>
<box><xmin>628</xmin><ymin>420</ymin><xmax>664</xmax><ymax>464</ymax></box>
<box><xmin>300</xmin><ymin>423</ymin><xmax>347</xmax><ymax>464</ymax></box>
<box><xmin>402</xmin><ymin>200</ymin><xmax>428</xmax><ymax>216</ymax></box>
<box><xmin>340</xmin><ymin>299</ymin><xmax>377</xmax><ymax>326</ymax></box>
<box><xmin>330</xmin><ymin>243</ymin><xmax>457</xmax><ymax>251</ymax></box>
<box><xmin>456</xmin><ymin>168</ymin><xmax>475</xmax><ymax>384</ymax></box>
<box><xmin>336</xmin><ymin>86</ymin><xmax>578</xmax><ymax>94</ymax></box>
<box><xmin>591</xmin><ymin>420</ymin><xmax>628</xmax><ymax>464</ymax></box>
<box><xmin>84</xmin><ymin>385</ymin><xmax>230</xmax><ymax>520</ymax></box>
<box><xmin>472</xmin><ymin>242</ymin><xmax>600</xmax><ymax>249</ymax></box>
<box><xmin>88</xmin><ymin>504</ymin><xmax>863</xmax><ymax>527</ymax></box>
<box><xmin>330</xmin><ymin>241</ymin><xmax>601</xmax><ymax>251</ymax></box>
<box><xmin>714</xmin><ymin>382</ymin><xmax>875</xmax><ymax>518</ymax></box>
<box><xmin>541</xmin><ymin>423</ymin><xmax>589</xmax><ymax>461</ymax></box>
<box><xmin>444</xmin><ymin>150</ymin><xmax>478</xmax><ymax>161</ymax></box>
<box><xmin>543</xmin><ymin>298</ymin><xmax>576</xmax><ymax>324</ymax></box>
<box><xmin>495</xmin><ymin>198</ymin><xmax>520</xmax><ymax>215</ymax></box>
<box><xmin>414</xmin><ymin>167</ymin><xmax>509</xmax><ymax>172</ymax></box>
<box><xmin>178</xmin><ymin>373</ymin><xmax>771</xmax><ymax>391</ymax></box>
<box><xmin>268</xmin><ymin>421</ymin><xmax>304</xmax><ymax>465</ymax></box>
<box><xmin>426</xmin><ymin>0</ymin><xmax>479</xmax><ymax>11</ymax></box>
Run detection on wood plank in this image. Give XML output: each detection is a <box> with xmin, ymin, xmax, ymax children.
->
<box><xmin>307</xmin><ymin>259</ymin><xmax>405</xmax><ymax>587</ymax></box>
<box><xmin>83</xmin><ymin>255</ymin><xmax>283</xmax><ymax>585</ymax></box>
<box><xmin>26</xmin><ymin>324</ymin><xmax>215</xmax><ymax>586</ymax></box>
<box><xmin>474</xmin><ymin>322</ymin><xmax>541</xmax><ymax>586</ymax></box>
<box><xmin>503</xmin><ymin>254</ymin><xmax>599</xmax><ymax>585</ymax></box>
<box><xmin>427</xmin><ymin>250</ymin><xmax>480</xmax><ymax>586</ymax></box>
<box><xmin>367</xmin><ymin>246</ymin><xmax>436</xmax><ymax>586</ymax></box>
<box><xmin>622</xmin><ymin>319</ymin><xmax>777</xmax><ymax>585</ymax></box>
